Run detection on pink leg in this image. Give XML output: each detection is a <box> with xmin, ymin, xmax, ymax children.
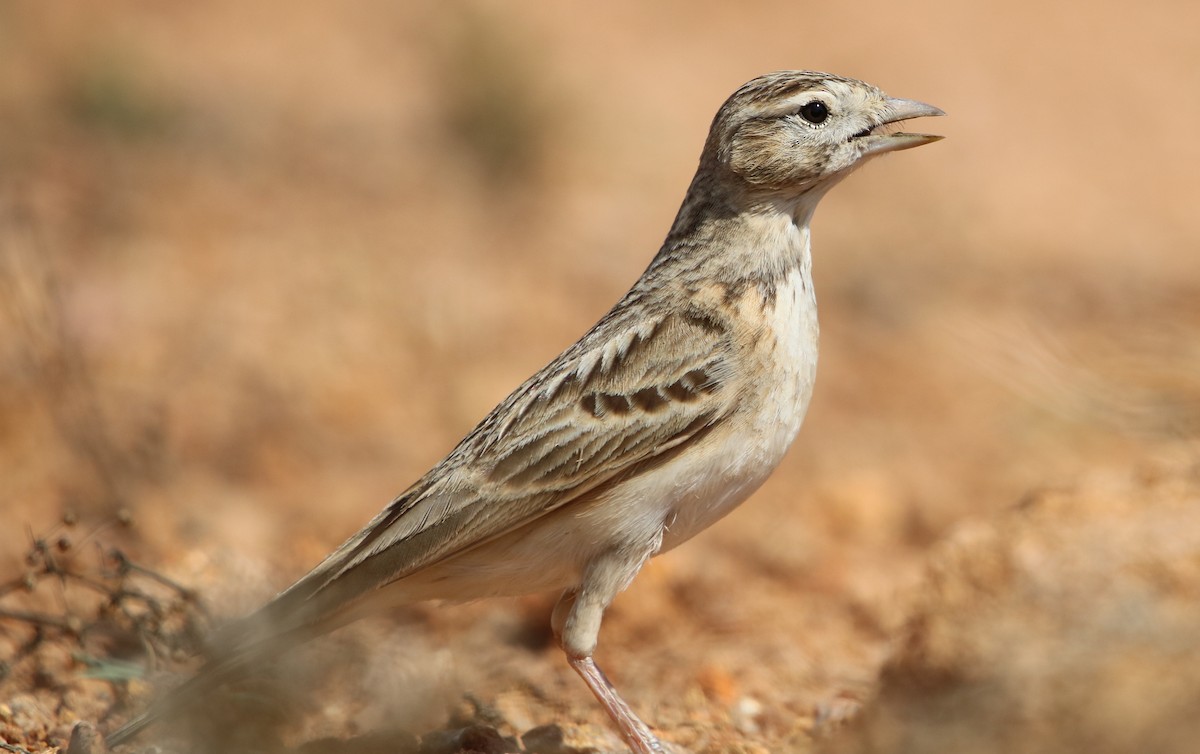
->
<box><xmin>567</xmin><ymin>654</ymin><xmax>666</xmax><ymax>754</ymax></box>
<box><xmin>553</xmin><ymin>547</ymin><xmax>667</xmax><ymax>754</ymax></box>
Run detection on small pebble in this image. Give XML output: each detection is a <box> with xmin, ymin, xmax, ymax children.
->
<box><xmin>731</xmin><ymin>696</ymin><xmax>763</xmax><ymax>736</ymax></box>
<box><xmin>66</xmin><ymin>721</ymin><xmax>100</xmax><ymax>754</ymax></box>
<box><xmin>420</xmin><ymin>724</ymin><xmax>519</xmax><ymax>754</ymax></box>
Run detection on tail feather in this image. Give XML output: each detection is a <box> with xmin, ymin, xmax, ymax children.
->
<box><xmin>105</xmin><ymin>489</ymin><xmax>431</xmax><ymax>747</ymax></box>
<box><xmin>104</xmin><ymin>653</ymin><xmax>244</xmax><ymax>748</ymax></box>
<box><xmin>103</xmin><ymin>605</ymin><xmax>339</xmax><ymax>748</ymax></box>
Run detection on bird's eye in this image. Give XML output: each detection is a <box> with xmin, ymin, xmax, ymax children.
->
<box><xmin>798</xmin><ymin>100</ymin><xmax>830</xmax><ymax>125</ymax></box>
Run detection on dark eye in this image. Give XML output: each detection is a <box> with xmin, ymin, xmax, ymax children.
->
<box><xmin>798</xmin><ymin>100</ymin><xmax>829</xmax><ymax>124</ymax></box>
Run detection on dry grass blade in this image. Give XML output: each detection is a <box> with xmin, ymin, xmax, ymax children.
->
<box><xmin>950</xmin><ymin>313</ymin><xmax>1200</xmax><ymax>438</ymax></box>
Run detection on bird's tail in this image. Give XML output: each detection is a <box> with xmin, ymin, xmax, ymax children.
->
<box><xmin>104</xmin><ymin>509</ymin><xmax>410</xmax><ymax>747</ymax></box>
<box><xmin>103</xmin><ymin>598</ymin><xmax>345</xmax><ymax>748</ymax></box>
<box><xmin>104</xmin><ymin>651</ymin><xmax>247</xmax><ymax>748</ymax></box>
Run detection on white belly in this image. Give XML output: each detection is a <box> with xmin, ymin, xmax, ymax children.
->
<box><xmin>656</xmin><ymin>267</ymin><xmax>818</xmax><ymax>551</ymax></box>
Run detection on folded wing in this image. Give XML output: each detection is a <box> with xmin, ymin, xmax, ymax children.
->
<box><xmin>242</xmin><ymin>301</ymin><xmax>737</xmax><ymax>644</ymax></box>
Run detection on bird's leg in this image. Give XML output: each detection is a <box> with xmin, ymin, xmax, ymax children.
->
<box><xmin>567</xmin><ymin>652</ymin><xmax>665</xmax><ymax>754</ymax></box>
<box><xmin>552</xmin><ymin>546</ymin><xmax>666</xmax><ymax>754</ymax></box>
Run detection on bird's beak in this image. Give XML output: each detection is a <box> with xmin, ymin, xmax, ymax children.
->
<box><xmin>855</xmin><ymin>97</ymin><xmax>945</xmax><ymax>156</ymax></box>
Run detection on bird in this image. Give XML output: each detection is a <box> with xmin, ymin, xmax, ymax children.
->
<box><xmin>105</xmin><ymin>70</ymin><xmax>943</xmax><ymax>754</ymax></box>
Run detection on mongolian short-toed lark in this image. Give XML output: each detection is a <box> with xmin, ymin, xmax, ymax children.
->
<box><xmin>106</xmin><ymin>71</ymin><xmax>943</xmax><ymax>754</ymax></box>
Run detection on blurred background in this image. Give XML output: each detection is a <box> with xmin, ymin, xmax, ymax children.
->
<box><xmin>2</xmin><ymin>1</ymin><xmax>1199</xmax><ymax>752</ymax></box>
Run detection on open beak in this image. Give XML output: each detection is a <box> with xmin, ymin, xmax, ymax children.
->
<box><xmin>854</xmin><ymin>97</ymin><xmax>945</xmax><ymax>156</ymax></box>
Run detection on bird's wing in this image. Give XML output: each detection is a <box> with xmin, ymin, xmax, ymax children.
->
<box><xmin>104</xmin><ymin>301</ymin><xmax>740</xmax><ymax>749</ymax></box>
<box><xmin>247</xmin><ymin>301</ymin><xmax>738</xmax><ymax>637</ymax></box>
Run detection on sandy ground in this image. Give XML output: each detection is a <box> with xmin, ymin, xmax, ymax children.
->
<box><xmin>2</xmin><ymin>2</ymin><xmax>1199</xmax><ymax>752</ymax></box>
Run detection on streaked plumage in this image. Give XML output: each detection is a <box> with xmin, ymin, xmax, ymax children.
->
<box><xmin>106</xmin><ymin>71</ymin><xmax>943</xmax><ymax>754</ymax></box>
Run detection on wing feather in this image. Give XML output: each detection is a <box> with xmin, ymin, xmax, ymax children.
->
<box><xmin>243</xmin><ymin>303</ymin><xmax>737</xmax><ymax>639</ymax></box>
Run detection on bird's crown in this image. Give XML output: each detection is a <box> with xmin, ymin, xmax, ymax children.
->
<box><xmin>701</xmin><ymin>70</ymin><xmax>943</xmax><ymax>195</ymax></box>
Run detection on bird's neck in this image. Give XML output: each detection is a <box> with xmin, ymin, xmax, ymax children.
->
<box><xmin>653</xmin><ymin>177</ymin><xmax>817</xmax><ymax>289</ymax></box>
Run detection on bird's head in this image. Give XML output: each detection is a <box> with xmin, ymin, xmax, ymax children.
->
<box><xmin>704</xmin><ymin>71</ymin><xmax>943</xmax><ymax>202</ymax></box>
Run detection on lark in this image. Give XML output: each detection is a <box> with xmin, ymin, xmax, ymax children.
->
<box><xmin>106</xmin><ymin>71</ymin><xmax>942</xmax><ymax>753</ymax></box>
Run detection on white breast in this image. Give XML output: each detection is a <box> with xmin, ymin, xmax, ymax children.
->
<box><xmin>648</xmin><ymin>263</ymin><xmax>820</xmax><ymax>553</ymax></box>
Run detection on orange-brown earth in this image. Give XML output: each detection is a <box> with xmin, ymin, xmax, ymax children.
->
<box><xmin>2</xmin><ymin>2</ymin><xmax>1199</xmax><ymax>752</ymax></box>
